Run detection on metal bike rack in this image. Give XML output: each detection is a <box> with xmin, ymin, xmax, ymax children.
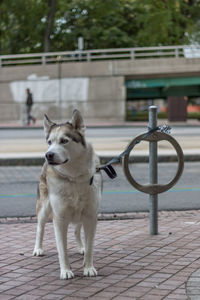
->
<box><xmin>122</xmin><ymin>106</ymin><xmax>184</xmax><ymax>235</ymax></box>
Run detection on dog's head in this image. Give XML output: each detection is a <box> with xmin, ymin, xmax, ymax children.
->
<box><xmin>44</xmin><ymin>110</ymin><xmax>86</xmax><ymax>165</ymax></box>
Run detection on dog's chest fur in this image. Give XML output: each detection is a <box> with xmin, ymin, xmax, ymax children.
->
<box><xmin>47</xmin><ymin>169</ymin><xmax>97</xmax><ymax>223</ymax></box>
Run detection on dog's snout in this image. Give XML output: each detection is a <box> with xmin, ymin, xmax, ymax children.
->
<box><xmin>46</xmin><ymin>151</ymin><xmax>54</xmax><ymax>161</ymax></box>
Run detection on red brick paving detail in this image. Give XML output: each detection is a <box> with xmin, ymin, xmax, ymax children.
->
<box><xmin>1</xmin><ymin>211</ymin><xmax>200</xmax><ymax>299</ymax></box>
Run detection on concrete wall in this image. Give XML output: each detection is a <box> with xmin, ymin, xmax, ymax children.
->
<box><xmin>1</xmin><ymin>57</ymin><xmax>200</xmax><ymax>122</ymax></box>
<box><xmin>0</xmin><ymin>61</ymin><xmax>125</xmax><ymax>122</ymax></box>
<box><xmin>111</xmin><ymin>57</ymin><xmax>200</xmax><ymax>78</ymax></box>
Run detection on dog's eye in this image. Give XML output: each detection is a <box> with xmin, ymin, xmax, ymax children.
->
<box><xmin>47</xmin><ymin>140</ymin><xmax>52</xmax><ymax>145</ymax></box>
<box><xmin>60</xmin><ymin>138</ymin><xmax>68</xmax><ymax>144</ymax></box>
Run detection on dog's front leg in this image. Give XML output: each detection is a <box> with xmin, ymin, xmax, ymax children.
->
<box><xmin>83</xmin><ymin>217</ymin><xmax>97</xmax><ymax>277</ymax></box>
<box><xmin>53</xmin><ymin>218</ymin><xmax>74</xmax><ymax>279</ymax></box>
<box><xmin>33</xmin><ymin>201</ymin><xmax>51</xmax><ymax>256</ymax></box>
<box><xmin>75</xmin><ymin>223</ymin><xmax>85</xmax><ymax>254</ymax></box>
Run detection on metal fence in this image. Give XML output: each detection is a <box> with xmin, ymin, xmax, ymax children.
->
<box><xmin>1</xmin><ymin>45</ymin><xmax>200</xmax><ymax>67</ymax></box>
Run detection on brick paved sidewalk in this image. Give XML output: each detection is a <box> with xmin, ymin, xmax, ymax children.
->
<box><xmin>1</xmin><ymin>211</ymin><xmax>200</xmax><ymax>299</ymax></box>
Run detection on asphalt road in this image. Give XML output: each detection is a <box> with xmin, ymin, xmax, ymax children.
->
<box><xmin>0</xmin><ymin>162</ymin><xmax>199</xmax><ymax>218</ymax></box>
<box><xmin>1</xmin><ymin>126</ymin><xmax>200</xmax><ymax>159</ymax></box>
<box><xmin>0</xmin><ymin>126</ymin><xmax>200</xmax><ymax>139</ymax></box>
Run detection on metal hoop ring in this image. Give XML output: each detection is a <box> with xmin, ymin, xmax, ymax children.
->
<box><xmin>122</xmin><ymin>131</ymin><xmax>184</xmax><ymax>195</ymax></box>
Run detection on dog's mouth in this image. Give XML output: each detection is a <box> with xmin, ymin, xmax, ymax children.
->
<box><xmin>45</xmin><ymin>152</ymin><xmax>69</xmax><ymax>165</ymax></box>
<box><xmin>48</xmin><ymin>158</ymin><xmax>69</xmax><ymax>166</ymax></box>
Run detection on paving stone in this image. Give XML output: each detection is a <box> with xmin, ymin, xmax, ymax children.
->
<box><xmin>1</xmin><ymin>211</ymin><xmax>200</xmax><ymax>298</ymax></box>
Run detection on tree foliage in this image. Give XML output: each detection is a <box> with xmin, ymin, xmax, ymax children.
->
<box><xmin>0</xmin><ymin>0</ymin><xmax>199</xmax><ymax>54</ymax></box>
<box><xmin>0</xmin><ymin>0</ymin><xmax>46</xmax><ymax>54</ymax></box>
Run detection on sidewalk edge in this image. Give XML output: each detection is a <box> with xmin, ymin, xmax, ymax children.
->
<box><xmin>0</xmin><ymin>153</ymin><xmax>200</xmax><ymax>166</ymax></box>
<box><xmin>1</xmin><ymin>210</ymin><xmax>199</xmax><ymax>224</ymax></box>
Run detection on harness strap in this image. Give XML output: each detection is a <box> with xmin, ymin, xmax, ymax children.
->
<box><xmin>100</xmin><ymin>165</ymin><xmax>117</xmax><ymax>179</ymax></box>
<box><xmin>89</xmin><ymin>176</ymin><xmax>94</xmax><ymax>185</ymax></box>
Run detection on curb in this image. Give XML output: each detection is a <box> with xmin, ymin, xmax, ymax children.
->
<box><xmin>0</xmin><ymin>120</ymin><xmax>200</xmax><ymax>130</ymax></box>
<box><xmin>1</xmin><ymin>210</ymin><xmax>200</xmax><ymax>224</ymax></box>
<box><xmin>0</xmin><ymin>213</ymin><xmax>149</xmax><ymax>224</ymax></box>
<box><xmin>0</xmin><ymin>153</ymin><xmax>200</xmax><ymax>166</ymax></box>
<box><xmin>0</xmin><ymin>157</ymin><xmax>45</xmax><ymax>166</ymax></box>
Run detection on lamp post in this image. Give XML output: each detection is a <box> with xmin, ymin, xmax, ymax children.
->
<box><xmin>78</xmin><ymin>37</ymin><xmax>84</xmax><ymax>60</ymax></box>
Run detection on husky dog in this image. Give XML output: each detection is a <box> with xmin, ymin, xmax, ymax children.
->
<box><xmin>33</xmin><ymin>110</ymin><xmax>102</xmax><ymax>279</ymax></box>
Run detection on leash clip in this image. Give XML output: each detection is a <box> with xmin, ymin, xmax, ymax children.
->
<box><xmin>99</xmin><ymin>164</ymin><xmax>117</xmax><ymax>179</ymax></box>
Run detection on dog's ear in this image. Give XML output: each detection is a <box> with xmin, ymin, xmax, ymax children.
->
<box><xmin>44</xmin><ymin>114</ymin><xmax>56</xmax><ymax>138</ymax></box>
<box><xmin>71</xmin><ymin>110</ymin><xmax>85</xmax><ymax>134</ymax></box>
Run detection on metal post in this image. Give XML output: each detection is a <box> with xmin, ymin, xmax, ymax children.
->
<box><xmin>42</xmin><ymin>55</ymin><xmax>46</xmax><ymax>65</ymax></box>
<box><xmin>78</xmin><ymin>37</ymin><xmax>84</xmax><ymax>61</ymax></box>
<box><xmin>149</xmin><ymin>106</ymin><xmax>158</xmax><ymax>235</ymax></box>
<box><xmin>175</xmin><ymin>48</ymin><xmax>179</xmax><ymax>58</ymax></box>
<box><xmin>57</xmin><ymin>56</ymin><xmax>62</xmax><ymax>121</ymax></box>
<box><xmin>130</xmin><ymin>50</ymin><xmax>135</xmax><ymax>59</ymax></box>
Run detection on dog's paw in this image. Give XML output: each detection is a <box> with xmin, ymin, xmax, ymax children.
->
<box><xmin>78</xmin><ymin>246</ymin><xmax>85</xmax><ymax>255</ymax></box>
<box><xmin>60</xmin><ymin>269</ymin><xmax>74</xmax><ymax>280</ymax></box>
<box><xmin>83</xmin><ymin>266</ymin><xmax>97</xmax><ymax>277</ymax></box>
<box><xmin>33</xmin><ymin>248</ymin><xmax>44</xmax><ymax>256</ymax></box>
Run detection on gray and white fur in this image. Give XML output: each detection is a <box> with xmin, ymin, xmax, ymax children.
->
<box><xmin>33</xmin><ymin>110</ymin><xmax>102</xmax><ymax>279</ymax></box>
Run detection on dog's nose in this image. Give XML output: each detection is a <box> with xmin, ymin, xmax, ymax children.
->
<box><xmin>45</xmin><ymin>151</ymin><xmax>55</xmax><ymax>161</ymax></box>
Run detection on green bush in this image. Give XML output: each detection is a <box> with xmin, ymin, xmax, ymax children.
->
<box><xmin>126</xmin><ymin>110</ymin><xmax>200</xmax><ymax>121</ymax></box>
<box><xmin>126</xmin><ymin>110</ymin><xmax>167</xmax><ymax>121</ymax></box>
<box><xmin>187</xmin><ymin>112</ymin><xmax>200</xmax><ymax>119</ymax></box>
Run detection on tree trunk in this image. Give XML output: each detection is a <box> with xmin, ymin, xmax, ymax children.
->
<box><xmin>44</xmin><ymin>0</ymin><xmax>56</xmax><ymax>52</ymax></box>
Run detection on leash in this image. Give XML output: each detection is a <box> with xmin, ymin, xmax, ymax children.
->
<box><xmin>97</xmin><ymin>125</ymin><xmax>171</xmax><ymax>179</ymax></box>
